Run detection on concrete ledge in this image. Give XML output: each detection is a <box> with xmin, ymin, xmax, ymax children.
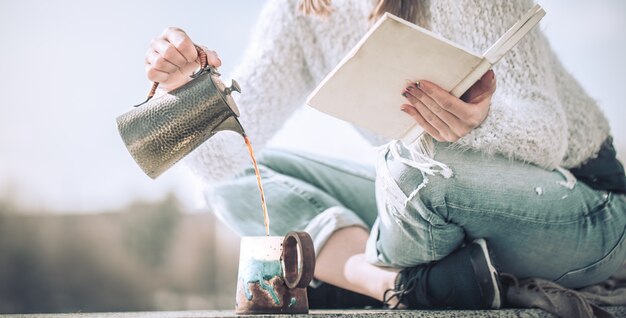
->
<box><xmin>5</xmin><ymin>307</ymin><xmax>626</xmax><ymax>318</ymax></box>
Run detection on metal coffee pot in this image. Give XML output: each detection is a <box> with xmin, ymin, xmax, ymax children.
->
<box><xmin>117</xmin><ymin>61</ymin><xmax>243</xmax><ymax>179</ymax></box>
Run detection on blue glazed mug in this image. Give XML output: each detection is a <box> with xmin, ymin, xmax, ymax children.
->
<box><xmin>235</xmin><ymin>231</ymin><xmax>315</xmax><ymax>314</ymax></box>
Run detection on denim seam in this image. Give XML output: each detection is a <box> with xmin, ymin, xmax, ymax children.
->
<box><xmin>445</xmin><ymin>201</ymin><xmax>610</xmax><ymax>225</ymax></box>
<box><xmin>554</xmin><ymin>225</ymin><xmax>626</xmax><ymax>284</ymax></box>
<box><xmin>422</xmin><ymin>204</ymin><xmax>452</xmax><ymax>227</ymax></box>
<box><xmin>583</xmin><ymin>192</ymin><xmax>611</xmax><ymax>217</ymax></box>
<box><xmin>429</xmin><ymin>222</ymin><xmax>436</xmax><ymax>260</ymax></box>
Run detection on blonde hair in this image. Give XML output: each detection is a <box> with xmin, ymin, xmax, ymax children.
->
<box><xmin>299</xmin><ymin>0</ymin><xmax>421</xmax><ymax>23</ymax></box>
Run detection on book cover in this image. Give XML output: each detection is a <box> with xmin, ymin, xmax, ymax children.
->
<box><xmin>306</xmin><ymin>5</ymin><xmax>545</xmax><ymax>144</ymax></box>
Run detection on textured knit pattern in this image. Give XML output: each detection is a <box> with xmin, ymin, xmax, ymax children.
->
<box><xmin>185</xmin><ymin>0</ymin><xmax>610</xmax><ymax>184</ymax></box>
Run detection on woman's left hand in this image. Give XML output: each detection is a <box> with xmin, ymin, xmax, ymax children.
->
<box><xmin>401</xmin><ymin>70</ymin><xmax>497</xmax><ymax>142</ymax></box>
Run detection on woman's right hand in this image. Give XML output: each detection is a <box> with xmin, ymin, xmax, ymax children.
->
<box><xmin>145</xmin><ymin>27</ymin><xmax>222</xmax><ymax>91</ymax></box>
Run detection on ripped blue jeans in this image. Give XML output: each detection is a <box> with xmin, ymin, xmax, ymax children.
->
<box><xmin>206</xmin><ymin>143</ymin><xmax>626</xmax><ymax>289</ymax></box>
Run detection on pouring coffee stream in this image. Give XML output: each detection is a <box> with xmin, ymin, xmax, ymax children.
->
<box><xmin>117</xmin><ymin>44</ymin><xmax>271</xmax><ymax>236</ymax></box>
<box><xmin>244</xmin><ymin>136</ymin><xmax>271</xmax><ymax>236</ymax></box>
<box><xmin>119</xmin><ymin>43</ymin><xmax>315</xmax><ymax>314</ymax></box>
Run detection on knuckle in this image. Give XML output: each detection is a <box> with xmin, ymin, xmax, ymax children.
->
<box><xmin>176</xmin><ymin>36</ymin><xmax>192</xmax><ymax>48</ymax></box>
<box><xmin>153</xmin><ymin>56</ymin><xmax>167</xmax><ymax>69</ymax></box>
<box><xmin>411</xmin><ymin>113</ymin><xmax>424</xmax><ymax>123</ymax></box>
<box><xmin>164</xmin><ymin>26</ymin><xmax>180</xmax><ymax>34</ymax></box>
<box><xmin>162</xmin><ymin>45</ymin><xmax>178</xmax><ymax>61</ymax></box>
<box><xmin>423</xmin><ymin>114</ymin><xmax>435</xmax><ymax>122</ymax></box>
<box><xmin>177</xmin><ymin>41</ymin><xmax>196</xmax><ymax>58</ymax></box>
<box><xmin>442</xmin><ymin>101</ymin><xmax>454</xmax><ymax>110</ymax></box>
<box><xmin>467</xmin><ymin>116</ymin><xmax>481</xmax><ymax>128</ymax></box>
<box><xmin>431</xmin><ymin>104</ymin><xmax>444</xmax><ymax>114</ymax></box>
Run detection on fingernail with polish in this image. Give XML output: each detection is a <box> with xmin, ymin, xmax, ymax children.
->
<box><xmin>402</xmin><ymin>92</ymin><xmax>408</xmax><ymax>97</ymax></box>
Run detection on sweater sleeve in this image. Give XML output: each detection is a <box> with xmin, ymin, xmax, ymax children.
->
<box><xmin>184</xmin><ymin>0</ymin><xmax>314</xmax><ymax>183</ymax></box>
<box><xmin>431</xmin><ymin>1</ymin><xmax>568</xmax><ymax>169</ymax></box>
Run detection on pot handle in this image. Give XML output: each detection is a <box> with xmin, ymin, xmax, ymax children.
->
<box><xmin>134</xmin><ymin>44</ymin><xmax>209</xmax><ymax>107</ymax></box>
<box><xmin>282</xmin><ymin>231</ymin><xmax>316</xmax><ymax>289</ymax></box>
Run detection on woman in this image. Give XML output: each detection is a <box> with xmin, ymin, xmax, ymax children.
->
<box><xmin>143</xmin><ymin>0</ymin><xmax>626</xmax><ymax>309</ymax></box>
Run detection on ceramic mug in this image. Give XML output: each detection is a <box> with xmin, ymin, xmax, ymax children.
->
<box><xmin>235</xmin><ymin>231</ymin><xmax>315</xmax><ymax>314</ymax></box>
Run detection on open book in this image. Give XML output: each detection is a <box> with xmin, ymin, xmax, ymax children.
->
<box><xmin>306</xmin><ymin>4</ymin><xmax>546</xmax><ymax>144</ymax></box>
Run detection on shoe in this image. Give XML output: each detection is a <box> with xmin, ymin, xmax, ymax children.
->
<box><xmin>502</xmin><ymin>274</ymin><xmax>612</xmax><ymax>318</ymax></box>
<box><xmin>384</xmin><ymin>238</ymin><xmax>502</xmax><ymax>309</ymax></box>
<box><xmin>308</xmin><ymin>282</ymin><xmax>383</xmax><ymax>309</ymax></box>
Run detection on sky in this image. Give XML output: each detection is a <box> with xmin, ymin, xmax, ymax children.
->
<box><xmin>0</xmin><ymin>0</ymin><xmax>625</xmax><ymax>213</ymax></box>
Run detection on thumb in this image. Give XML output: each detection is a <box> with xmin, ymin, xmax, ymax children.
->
<box><xmin>483</xmin><ymin>69</ymin><xmax>496</xmax><ymax>90</ymax></box>
<box><xmin>475</xmin><ymin>70</ymin><xmax>496</xmax><ymax>96</ymax></box>
<box><xmin>198</xmin><ymin>45</ymin><xmax>222</xmax><ymax>68</ymax></box>
<box><xmin>462</xmin><ymin>70</ymin><xmax>496</xmax><ymax>103</ymax></box>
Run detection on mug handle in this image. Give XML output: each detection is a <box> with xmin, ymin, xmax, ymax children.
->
<box><xmin>282</xmin><ymin>231</ymin><xmax>316</xmax><ymax>289</ymax></box>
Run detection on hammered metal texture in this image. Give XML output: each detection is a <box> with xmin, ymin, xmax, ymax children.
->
<box><xmin>117</xmin><ymin>72</ymin><xmax>242</xmax><ymax>179</ymax></box>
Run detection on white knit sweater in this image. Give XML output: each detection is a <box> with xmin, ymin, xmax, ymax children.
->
<box><xmin>185</xmin><ymin>0</ymin><xmax>610</xmax><ymax>184</ymax></box>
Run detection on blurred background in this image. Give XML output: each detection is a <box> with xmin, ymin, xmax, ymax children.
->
<box><xmin>0</xmin><ymin>0</ymin><xmax>625</xmax><ymax>314</ymax></box>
